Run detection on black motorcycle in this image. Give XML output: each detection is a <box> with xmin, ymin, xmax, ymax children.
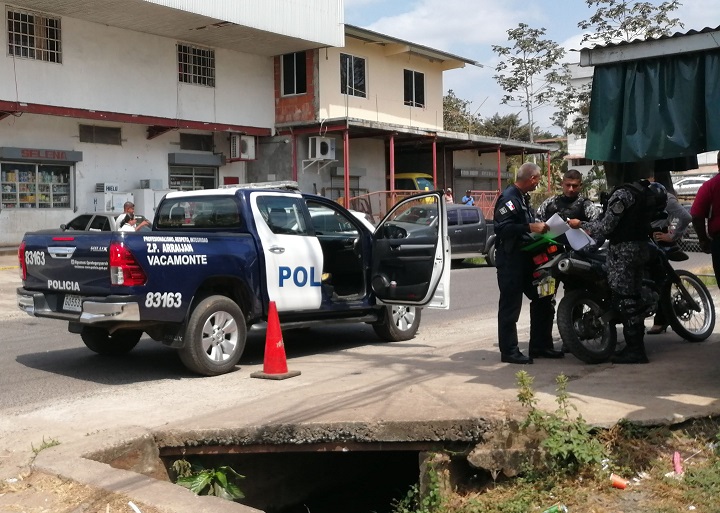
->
<box><xmin>532</xmin><ymin>239</ymin><xmax>716</xmax><ymax>363</ymax></box>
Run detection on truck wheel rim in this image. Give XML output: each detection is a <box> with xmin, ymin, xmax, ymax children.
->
<box><xmin>392</xmin><ymin>306</ymin><xmax>416</xmax><ymax>331</ymax></box>
<box><xmin>201</xmin><ymin>310</ymin><xmax>239</xmax><ymax>362</ymax></box>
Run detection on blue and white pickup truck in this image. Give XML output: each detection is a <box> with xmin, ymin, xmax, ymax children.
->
<box><xmin>17</xmin><ymin>182</ymin><xmax>450</xmax><ymax>376</ymax></box>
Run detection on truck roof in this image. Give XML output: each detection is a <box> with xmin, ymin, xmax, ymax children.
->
<box><xmin>164</xmin><ymin>181</ymin><xmax>302</xmax><ymax>200</ymax></box>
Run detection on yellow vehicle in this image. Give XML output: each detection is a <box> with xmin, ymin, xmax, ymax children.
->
<box><xmin>393</xmin><ymin>172</ymin><xmax>435</xmax><ymax>192</ymax></box>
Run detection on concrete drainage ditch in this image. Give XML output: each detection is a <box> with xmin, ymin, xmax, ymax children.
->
<box><xmin>56</xmin><ymin>418</ymin><xmax>533</xmax><ymax>513</ymax></box>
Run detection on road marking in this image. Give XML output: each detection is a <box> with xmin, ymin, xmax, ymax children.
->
<box><xmin>0</xmin><ymin>266</ymin><xmax>18</xmax><ymax>270</ymax></box>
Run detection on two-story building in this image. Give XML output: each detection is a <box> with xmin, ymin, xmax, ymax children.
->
<box><xmin>0</xmin><ymin>0</ymin><xmax>553</xmax><ymax>245</ymax></box>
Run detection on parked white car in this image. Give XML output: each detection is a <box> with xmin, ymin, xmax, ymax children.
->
<box><xmin>673</xmin><ymin>176</ymin><xmax>711</xmax><ymax>195</ymax></box>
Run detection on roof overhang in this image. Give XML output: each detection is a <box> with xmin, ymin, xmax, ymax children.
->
<box><xmin>7</xmin><ymin>0</ymin><xmax>341</xmax><ymax>56</ymax></box>
<box><xmin>0</xmin><ymin>100</ymin><xmax>271</xmax><ymax>139</ymax></box>
<box><xmin>344</xmin><ymin>24</ymin><xmax>477</xmax><ymax>71</ymax></box>
<box><xmin>277</xmin><ymin>118</ymin><xmax>556</xmax><ymax>156</ymax></box>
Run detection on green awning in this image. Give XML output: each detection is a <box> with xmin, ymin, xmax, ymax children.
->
<box><xmin>586</xmin><ymin>50</ymin><xmax>720</xmax><ymax>167</ymax></box>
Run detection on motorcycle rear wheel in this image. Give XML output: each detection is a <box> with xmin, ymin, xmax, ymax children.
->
<box><xmin>662</xmin><ymin>270</ymin><xmax>715</xmax><ymax>342</ymax></box>
<box><xmin>558</xmin><ymin>289</ymin><xmax>617</xmax><ymax>364</ymax></box>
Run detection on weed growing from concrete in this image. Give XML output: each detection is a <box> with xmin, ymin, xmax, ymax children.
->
<box><xmin>171</xmin><ymin>458</ymin><xmax>245</xmax><ymax>501</ymax></box>
<box><xmin>31</xmin><ymin>436</ymin><xmax>60</xmax><ymax>455</ymax></box>
<box><xmin>517</xmin><ymin>371</ymin><xmax>606</xmax><ymax>476</ymax></box>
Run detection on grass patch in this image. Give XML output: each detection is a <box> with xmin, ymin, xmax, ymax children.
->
<box><xmin>31</xmin><ymin>437</ymin><xmax>60</xmax><ymax>455</ymax></box>
<box><xmin>391</xmin><ymin>375</ymin><xmax>720</xmax><ymax>513</ymax></box>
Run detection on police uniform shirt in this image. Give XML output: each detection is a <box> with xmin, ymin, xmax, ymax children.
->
<box><xmin>494</xmin><ymin>184</ymin><xmax>534</xmax><ymax>246</ymax></box>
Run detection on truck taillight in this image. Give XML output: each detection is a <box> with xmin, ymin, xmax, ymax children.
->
<box><xmin>18</xmin><ymin>241</ymin><xmax>26</xmax><ymax>280</ymax></box>
<box><xmin>109</xmin><ymin>242</ymin><xmax>147</xmax><ymax>286</ymax></box>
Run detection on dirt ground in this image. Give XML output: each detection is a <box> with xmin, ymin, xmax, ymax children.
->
<box><xmin>0</xmin><ymin>471</ymin><xmax>164</xmax><ymax>513</ymax></box>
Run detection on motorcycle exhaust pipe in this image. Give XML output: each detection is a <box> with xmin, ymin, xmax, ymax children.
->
<box><xmin>557</xmin><ymin>257</ymin><xmax>593</xmax><ymax>275</ymax></box>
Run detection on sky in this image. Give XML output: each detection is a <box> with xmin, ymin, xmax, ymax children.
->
<box><xmin>343</xmin><ymin>0</ymin><xmax>719</xmax><ymax>135</ymax></box>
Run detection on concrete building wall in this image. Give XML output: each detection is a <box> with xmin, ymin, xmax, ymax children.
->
<box><xmin>0</xmin><ymin>113</ymin><xmax>246</xmax><ymax>244</ymax></box>
<box><xmin>0</xmin><ymin>3</ymin><xmax>275</xmax><ymax>128</ymax></box>
<box><xmin>317</xmin><ymin>38</ymin><xmax>445</xmax><ymax>130</ymax></box>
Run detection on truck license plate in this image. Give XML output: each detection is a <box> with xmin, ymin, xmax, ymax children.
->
<box><xmin>63</xmin><ymin>294</ymin><xmax>82</xmax><ymax>312</ymax></box>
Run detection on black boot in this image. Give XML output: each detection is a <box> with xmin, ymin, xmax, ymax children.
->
<box><xmin>612</xmin><ymin>327</ymin><xmax>649</xmax><ymax>364</ymax></box>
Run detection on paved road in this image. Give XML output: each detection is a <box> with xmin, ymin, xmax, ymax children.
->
<box><xmin>2</xmin><ymin>251</ymin><xmax>720</xmax><ymax>494</ymax></box>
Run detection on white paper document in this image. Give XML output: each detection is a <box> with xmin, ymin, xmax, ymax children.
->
<box><xmin>540</xmin><ymin>213</ymin><xmax>594</xmax><ymax>250</ymax></box>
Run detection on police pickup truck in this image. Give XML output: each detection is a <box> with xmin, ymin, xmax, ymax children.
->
<box><xmin>17</xmin><ymin>182</ymin><xmax>450</xmax><ymax>376</ymax></box>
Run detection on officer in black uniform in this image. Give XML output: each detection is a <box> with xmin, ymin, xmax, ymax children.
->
<box><xmin>494</xmin><ymin>163</ymin><xmax>563</xmax><ymax>364</ymax></box>
<box><xmin>536</xmin><ymin>169</ymin><xmax>599</xmax><ymax>224</ymax></box>
<box><xmin>569</xmin><ymin>176</ymin><xmax>667</xmax><ymax>364</ymax></box>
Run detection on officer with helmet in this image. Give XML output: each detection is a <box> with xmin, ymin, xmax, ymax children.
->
<box><xmin>568</xmin><ymin>173</ymin><xmax>667</xmax><ymax>364</ymax></box>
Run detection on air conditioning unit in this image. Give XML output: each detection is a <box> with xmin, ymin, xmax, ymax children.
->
<box><xmin>308</xmin><ymin>136</ymin><xmax>336</xmax><ymax>160</ymax></box>
<box><xmin>229</xmin><ymin>134</ymin><xmax>256</xmax><ymax>160</ymax></box>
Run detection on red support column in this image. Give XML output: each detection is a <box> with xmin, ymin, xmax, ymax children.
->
<box><xmin>343</xmin><ymin>129</ymin><xmax>350</xmax><ymax>207</ymax></box>
<box><xmin>291</xmin><ymin>134</ymin><xmax>298</xmax><ymax>182</ymax></box>
<box><xmin>389</xmin><ymin>135</ymin><xmax>395</xmax><ymax>192</ymax></box>
<box><xmin>432</xmin><ymin>138</ymin><xmax>437</xmax><ymax>188</ymax></box>
<box><xmin>496</xmin><ymin>146</ymin><xmax>502</xmax><ymax>191</ymax></box>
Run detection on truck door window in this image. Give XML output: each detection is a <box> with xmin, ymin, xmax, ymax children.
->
<box><xmin>460</xmin><ymin>208</ymin><xmax>480</xmax><ymax>225</ymax></box>
<box><xmin>89</xmin><ymin>216</ymin><xmax>110</xmax><ymax>231</ymax></box>
<box><xmin>306</xmin><ymin>201</ymin><xmax>358</xmax><ymax>235</ymax></box>
<box><xmin>447</xmin><ymin>209</ymin><xmax>459</xmax><ymax>226</ymax></box>
<box><xmin>256</xmin><ymin>196</ymin><xmax>309</xmax><ymax>235</ymax></box>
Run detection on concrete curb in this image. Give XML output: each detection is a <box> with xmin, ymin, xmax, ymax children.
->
<box><xmin>32</xmin><ymin>427</ymin><xmax>262</xmax><ymax>513</ymax></box>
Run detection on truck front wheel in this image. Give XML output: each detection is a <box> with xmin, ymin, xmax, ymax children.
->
<box><xmin>372</xmin><ymin>305</ymin><xmax>421</xmax><ymax>341</ymax></box>
<box><xmin>179</xmin><ymin>295</ymin><xmax>247</xmax><ymax>376</ymax></box>
<box><xmin>81</xmin><ymin>327</ymin><xmax>142</xmax><ymax>355</ymax></box>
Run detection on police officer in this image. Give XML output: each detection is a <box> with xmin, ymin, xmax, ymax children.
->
<box><xmin>568</xmin><ymin>174</ymin><xmax>665</xmax><ymax>364</ymax></box>
<box><xmin>536</xmin><ymin>169</ymin><xmax>598</xmax><ymax>223</ymax></box>
<box><xmin>494</xmin><ymin>163</ymin><xmax>563</xmax><ymax>364</ymax></box>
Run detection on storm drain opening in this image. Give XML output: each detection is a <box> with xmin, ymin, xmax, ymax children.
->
<box><xmin>159</xmin><ymin>441</ymin><xmax>479</xmax><ymax>513</ymax></box>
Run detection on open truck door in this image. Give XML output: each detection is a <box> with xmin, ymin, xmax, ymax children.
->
<box><xmin>370</xmin><ymin>191</ymin><xmax>450</xmax><ymax>309</ymax></box>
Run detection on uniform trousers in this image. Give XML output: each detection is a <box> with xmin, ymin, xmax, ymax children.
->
<box><xmin>496</xmin><ymin>249</ymin><xmax>555</xmax><ymax>355</ymax></box>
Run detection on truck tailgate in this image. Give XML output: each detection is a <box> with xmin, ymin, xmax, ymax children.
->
<box><xmin>22</xmin><ymin>231</ymin><xmax>114</xmax><ymax>295</ymax></box>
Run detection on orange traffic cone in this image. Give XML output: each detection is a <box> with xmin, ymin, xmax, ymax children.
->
<box><xmin>250</xmin><ymin>301</ymin><xmax>301</xmax><ymax>380</ymax></box>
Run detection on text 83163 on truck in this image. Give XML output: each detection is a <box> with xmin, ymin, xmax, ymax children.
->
<box><xmin>17</xmin><ymin>182</ymin><xmax>450</xmax><ymax>376</ymax></box>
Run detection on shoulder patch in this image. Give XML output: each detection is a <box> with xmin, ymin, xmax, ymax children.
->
<box><xmin>505</xmin><ymin>201</ymin><xmax>515</xmax><ymax>211</ymax></box>
<box><xmin>611</xmin><ymin>201</ymin><xmax>625</xmax><ymax>214</ymax></box>
<box><xmin>498</xmin><ymin>206</ymin><xmax>508</xmax><ymax>216</ymax></box>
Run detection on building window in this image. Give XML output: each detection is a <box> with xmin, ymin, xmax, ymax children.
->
<box><xmin>281</xmin><ymin>51</ymin><xmax>307</xmax><ymax>96</ymax></box>
<box><xmin>79</xmin><ymin>125</ymin><xmax>122</xmax><ymax>145</ymax></box>
<box><xmin>6</xmin><ymin>8</ymin><xmax>62</xmax><ymax>63</ymax></box>
<box><xmin>177</xmin><ymin>43</ymin><xmax>215</xmax><ymax>87</ymax></box>
<box><xmin>180</xmin><ymin>133</ymin><xmax>214</xmax><ymax>152</ymax></box>
<box><xmin>404</xmin><ymin>69</ymin><xmax>425</xmax><ymax>108</ymax></box>
<box><xmin>1</xmin><ymin>162</ymin><xmax>71</xmax><ymax>209</ymax></box>
<box><xmin>340</xmin><ymin>53</ymin><xmax>366</xmax><ymax>98</ymax></box>
<box><xmin>169</xmin><ymin>166</ymin><xmax>217</xmax><ymax>191</ymax></box>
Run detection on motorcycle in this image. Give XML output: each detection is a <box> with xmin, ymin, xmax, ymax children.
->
<box><xmin>531</xmin><ymin>238</ymin><xmax>716</xmax><ymax>363</ymax></box>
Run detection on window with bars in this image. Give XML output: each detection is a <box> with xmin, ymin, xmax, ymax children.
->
<box><xmin>6</xmin><ymin>8</ymin><xmax>62</xmax><ymax>63</ymax></box>
<box><xmin>403</xmin><ymin>69</ymin><xmax>425</xmax><ymax>108</ymax></box>
<box><xmin>177</xmin><ymin>43</ymin><xmax>215</xmax><ymax>87</ymax></box>
<box><xmin>340</xmin><ymin>53</ymin><xmax>366</xmax><ymax>98</ymax></box>
<box><xmin>281</xmin><ymin>51</ymin><xmax>307</xmax><ymax>96</ymax></box>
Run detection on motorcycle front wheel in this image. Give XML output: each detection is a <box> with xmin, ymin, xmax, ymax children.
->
<box><xmin>558</xmin><ymin>289</ymin><xmax>617</xmax><ymax>364</ymax></box>
<box><xmin>662</xmin><ymin>270</ymin><xmax>716</xmax><ymax>342</ymax></box>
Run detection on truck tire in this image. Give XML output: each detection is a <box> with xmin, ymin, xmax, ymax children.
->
<box><xmin>372</xmin><ymin>305</ymin><xmax>421</xmax><ymax>342</ymax></box>
<box><xmin>485</xmin><ymin>241</ymin><xmax>496</xmax><ymax>267</ymax></box>
<box><xmin>81</xmin><ymin>327</ymin><xmax>142</xmax><ymax>355</ymax></box>
<box><xmin>179</xmin><ymin>295</ymin><xmax>247</xmax><ymax>376</ymax></box>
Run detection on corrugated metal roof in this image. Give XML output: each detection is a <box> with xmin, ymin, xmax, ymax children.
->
<box><xmin>580</xmin><ymin>25</ymin><xmax>720</xmax><ymax>66</ymax></box>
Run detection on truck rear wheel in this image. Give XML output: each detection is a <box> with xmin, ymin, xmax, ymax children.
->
<box><xmin>81</xmin><ymin>327</ymin><xmax>142</xmax><ymax>355</ymax></box>
<box><xmin>372</xmin><ymin>305</ymin><xmax>421</xmax><ymax>341</ymax></box>
<box><xmin>179</xmin><ymin>295</ymin><xmax>247</xmax><ymax>376</ymax></box>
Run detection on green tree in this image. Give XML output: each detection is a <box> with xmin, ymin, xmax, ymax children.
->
<box><xmin>442</xmin><ymin>89</ymin><xmax>483</xmax><ymax>134</ymax></box>
<box><xmin>578</xmin><ymin>0</ymin><xmax>684</xmax><ymax>46</ymax></box>
<box><xmin>492</xmin><ymin>23</ymin><xmax>567</xmax><ymax>143</ymax></box>
<box><xmin>557</xmin><ymin>1</ymin><xmax>685</xmax><ymax>137</ymax></box>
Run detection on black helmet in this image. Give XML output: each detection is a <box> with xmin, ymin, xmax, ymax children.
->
<box><xmin>647</xmin><ymin>182</ymin><xmax>668</xmax><ymax>211</ymax></box>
